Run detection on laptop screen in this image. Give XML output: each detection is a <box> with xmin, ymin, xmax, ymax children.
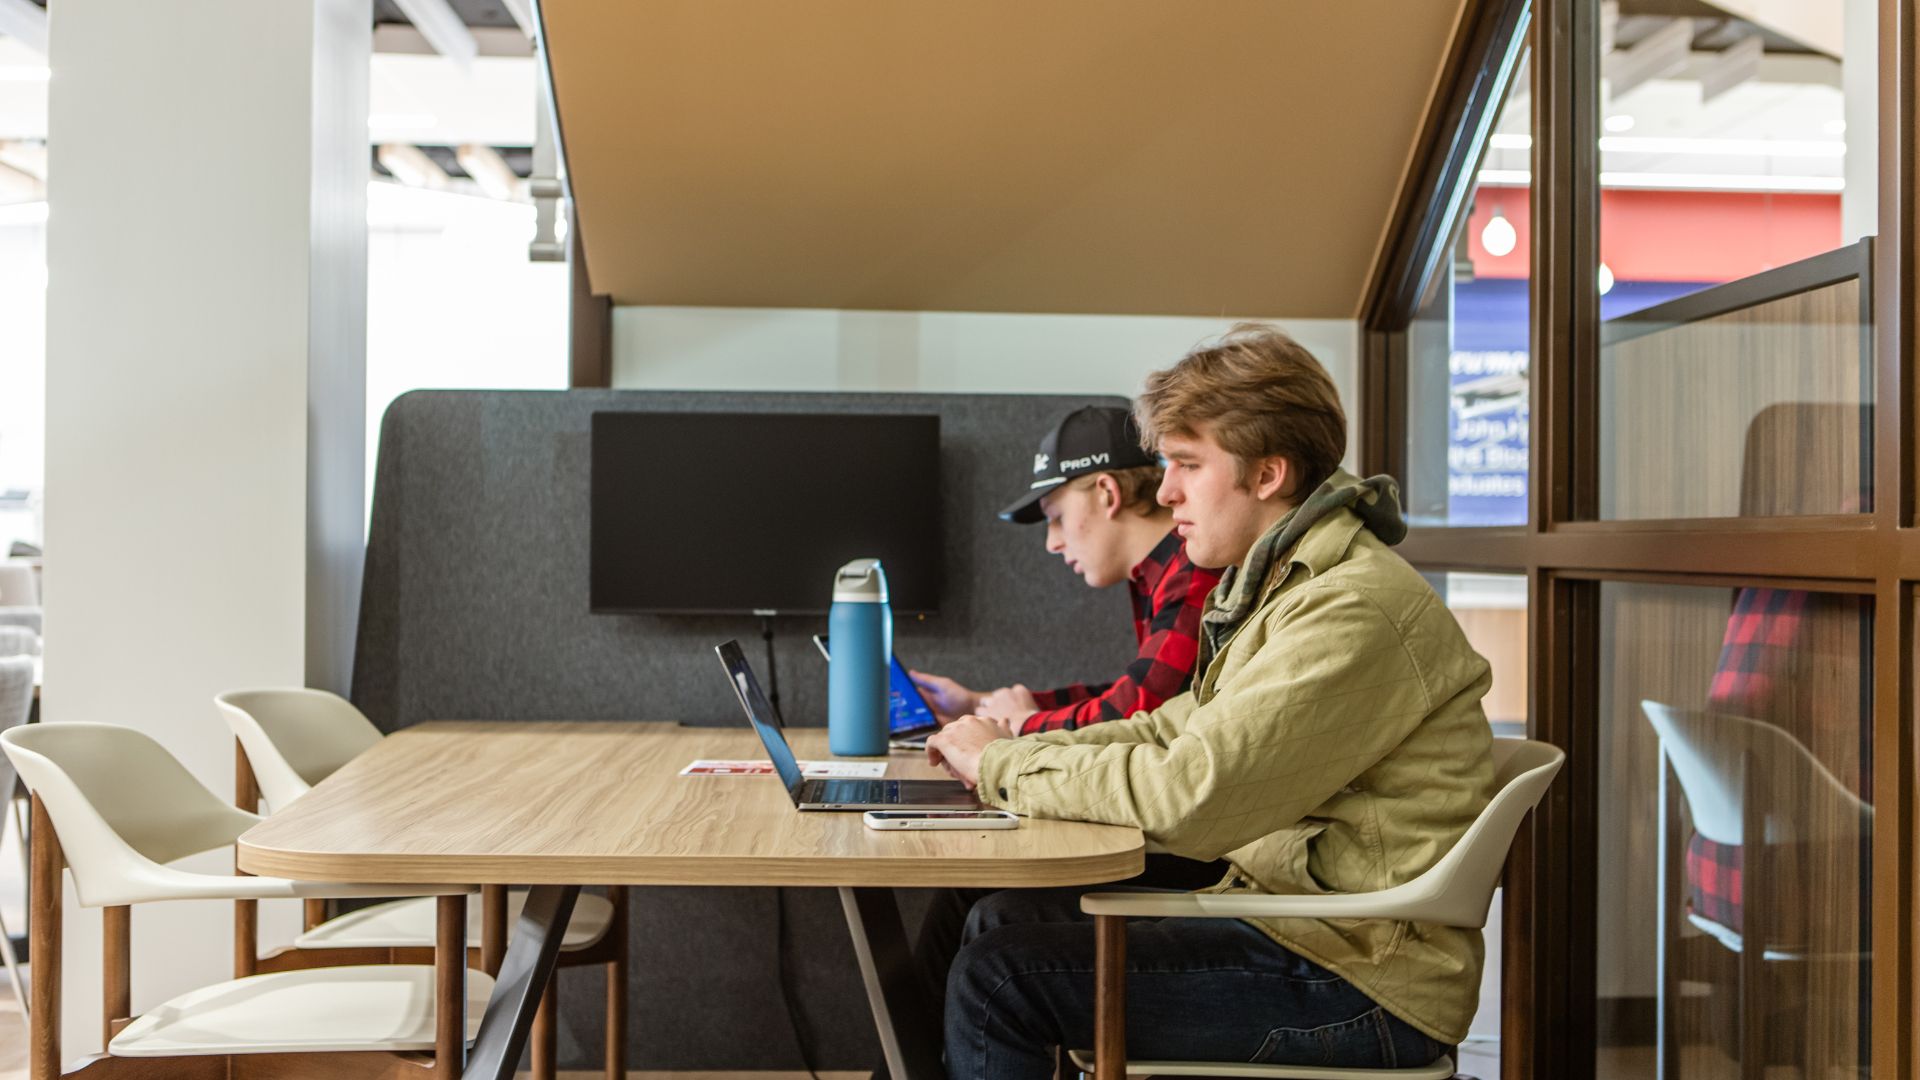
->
<box><xmin>714</xmin><ymin>640</ymin><xmax>805</xmax><ymax>795</ymax></box>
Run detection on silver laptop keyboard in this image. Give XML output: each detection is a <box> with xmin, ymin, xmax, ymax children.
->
<box><xmin>811</xmin><ymin>779</ymin><xmax>899</xmax><ymax>803</ymax></box>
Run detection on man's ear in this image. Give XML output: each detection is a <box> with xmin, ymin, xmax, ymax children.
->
<box><xmin>1095</xmin><ymin>473</ymin><xmax>1124</xmax><ymax>520</ymax></box>
<box><xmin>1250</xmin><ymin>456</ymin><xmax>1294</xmax><ymax>502</ymax></box>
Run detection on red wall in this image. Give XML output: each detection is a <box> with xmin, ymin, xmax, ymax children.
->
<box><xmin>1464</xmin><ymin>186</ymin><xmax>1843</xmax><ymax>282</ymax></box>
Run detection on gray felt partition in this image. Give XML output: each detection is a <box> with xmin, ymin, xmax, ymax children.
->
<box><xmin>352</xmin><ymin>389</ymin><xmax>1140</xmax><ymax>1069</ymax></box>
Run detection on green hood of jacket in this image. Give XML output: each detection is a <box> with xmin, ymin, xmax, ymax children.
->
<box><xmin>1197</xmin><ymin>469</ymin><xmax>1408</xmax><ymax>677</ymax></box>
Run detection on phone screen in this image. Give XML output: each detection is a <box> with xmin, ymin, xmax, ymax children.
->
<box><xmin>867</xmin><ymin>810</ymin><xmax>1006</xmax><ymax>820</ymax></box>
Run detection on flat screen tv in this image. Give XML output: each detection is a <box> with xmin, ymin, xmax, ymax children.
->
<box><xmin>590</xmin><ymin>411</ymin><xmax>942</xmax><ymax>615</ymax></box>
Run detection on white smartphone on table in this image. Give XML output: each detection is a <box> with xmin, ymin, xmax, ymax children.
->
<box><xmin>863</xmin><ymin>809</ymin><xmax>1019</xmax><ymax>831</ymax></box>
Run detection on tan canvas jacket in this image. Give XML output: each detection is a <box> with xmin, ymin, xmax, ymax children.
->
<box><xmin>976</xmin><ymin>471</ymin><xmax>1495</xmax><ymax>1045</ymax></box>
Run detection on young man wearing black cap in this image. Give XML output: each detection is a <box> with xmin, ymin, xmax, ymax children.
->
<box><xmin>901</xmin><ymin>405</ymin><xmax>1227</xmax><ymax>1035</ymax></box>
<box><xmin>911</xmin><ymin>404</ymin><xmax>1223</xmax><ymax>734</ymax></box>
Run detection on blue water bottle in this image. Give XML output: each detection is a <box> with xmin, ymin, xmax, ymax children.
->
<box><xmin>828</xmin><ymin>558</ymin><xmax>892</xmax><ymax>757</ymax></box>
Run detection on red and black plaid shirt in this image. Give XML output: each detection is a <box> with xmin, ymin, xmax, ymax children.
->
<box><xmin>1686</xmin><ymin>587</ymin><xmax>1810</xmax><ymax>933</ymax></box>
<box><xmin>1020</xmin><ymin>530</ymin><xmax>1222</xmax><ymax>735</ymax></box>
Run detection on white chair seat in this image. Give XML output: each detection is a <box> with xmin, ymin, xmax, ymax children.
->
<box><xmin>1682</xmin><ymin>910</ymin><xmax>1850</xmax><ymax>963</ymax></box>
<box><xmin>1067</xmin><ymin>1049</ymin><xmax>1457</xmax><ymax>1078</ymax></box>
<box><xmin>109</xmin><ymin>965</ymin><xmax>494</xmax><ymax>1057</ymax></box>
<box><xmin>295</xmin><ymin>890</ymin><xmax>614</xmax><ymax>952</ymax></box>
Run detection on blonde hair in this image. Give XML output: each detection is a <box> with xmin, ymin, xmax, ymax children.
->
<box><xmin>1134</xmin><ymin>323</ymin><xmax>1347</xmax><ymax>493</ymax></box>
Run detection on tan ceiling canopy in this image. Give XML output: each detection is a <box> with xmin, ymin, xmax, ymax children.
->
<box><xmin>542</xmin><ymin>0</ymin><xmax>1468</xmax><ymax>318</ymax></box>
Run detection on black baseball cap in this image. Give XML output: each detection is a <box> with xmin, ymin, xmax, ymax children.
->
<box><xmin>997</xmin><ymin>405</ymin><xmax>1158</xmax><ymax>524</ymax></box>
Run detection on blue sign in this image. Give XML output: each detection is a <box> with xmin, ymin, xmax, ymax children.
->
<box><xmin>1446</xmin><ymin>278</ymin><xmax>1713</xmax><ymax>525</ymax></box>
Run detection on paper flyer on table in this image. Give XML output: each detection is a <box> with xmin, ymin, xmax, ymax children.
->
<box><xmin>679</xmin><ymin>758</ymin><xmax>887</xmax><ymax>778</ymax></box>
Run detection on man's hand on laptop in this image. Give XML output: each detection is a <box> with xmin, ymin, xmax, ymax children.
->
<box><xmin>976</xmin><ymin>683</ymin><xmax>1040</xmax><ymax>728</ymax></box>
<box><xmin>925</xmin><ymin>715</ymin><xmax>1015</xmax><ymax>789</ymax></box>
<box><xmin>910</xmin><ymin>670</ymin><xmax>984</xmax><ymax>726</ymax></box>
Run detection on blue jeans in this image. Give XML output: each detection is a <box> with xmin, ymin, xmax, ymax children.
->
<box><xmin>943</xmin><ymin>887</ymin><xmax>1452</xmax><ymax>1080</ymax></box>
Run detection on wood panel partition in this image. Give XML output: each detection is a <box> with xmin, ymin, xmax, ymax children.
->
<box><xmin>1599</xmin><ymin>247</ymin><xmax>1873</xmax><ymax>523</ymax></box>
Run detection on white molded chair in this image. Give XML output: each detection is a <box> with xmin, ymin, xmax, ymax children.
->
<box><xmin>217</xmin><ymin>688</ymin><xmax>627</xmax><ymax>1080</ymax></box>
<box><xmin>2</xmin><ymin>721</ymin><xmax>491</xmax><ymax>1076</ymax></box>
<box><xmin>1070</xmin><ymin>738</ymin><xmax>1564</xmax><ymax>1080</ymax></box>
<box><xmin>1640</xmin><ymin>701</ymin><xmax>1872</xmax><ymax>1080</ymax></box>
<box><xmin>1641</xmin><ymin>700</ymin><xmax>1872</xmax><ymax>956</ymax></box>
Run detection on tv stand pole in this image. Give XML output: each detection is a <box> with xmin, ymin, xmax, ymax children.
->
<box><xmin>755</xmin><ymin>611</ymin><xmax>784</xmax><ymax>725</ymax></box>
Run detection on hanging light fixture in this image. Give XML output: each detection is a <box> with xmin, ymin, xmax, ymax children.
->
<box><xmin>1480</xmin><ymin>207</ymin><xmax>1518</xmax><ymax>257</ymax></box>
<box><xmin>1597</xmin><ymin>262</ymin><xmax>1616</xmax><ymax>295</ymax></box>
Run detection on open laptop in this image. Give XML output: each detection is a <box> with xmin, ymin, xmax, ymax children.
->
<box><xmin>714</xmin><ymin>640</ymin><xmax>979</xmax><ymax>811</ymax></box>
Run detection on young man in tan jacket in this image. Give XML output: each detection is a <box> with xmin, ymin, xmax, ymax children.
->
<box><xmin>925</xmin><ymin>325</ymin><xmax>1495</xmax><ymax>1077</ymax></box>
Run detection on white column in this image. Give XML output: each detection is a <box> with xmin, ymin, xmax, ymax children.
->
<box><xmin>1841</xmin><ymin>0</ymin><xmax>1877</xmax><ymax>245</ymax></box>
<box><xmin>41</xmin><ymin>0</ymin><xmax>367</xmax><ymax>1062</ymax></box>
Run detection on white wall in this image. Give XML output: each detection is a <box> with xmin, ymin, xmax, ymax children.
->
<box><xmin>42</xmin><ymin>0</ymin><xmax>365</xmax><ymax>1062</ymax></box>
<box><xmin>365</xmin><ymin>183</ymin><xmax>569</xmax><ymax>518</ymax></box>
<box><xmin>611</xmin><ymin>308</ymin><xmax>1361</xmax><ymax>465</ymax></box>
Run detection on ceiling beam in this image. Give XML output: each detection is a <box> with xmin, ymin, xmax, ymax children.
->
<box><xmin>1697</xmin><ymin>0</ymin><xmax>1842</xmax><ymax>58</ymax></box>
<box><xmin>455</xmin><ymin>143</ymin><xmax>522</xmax><ymax>199</ymax></box>
<box><xmin>389</xmin><ymin>0</ymin><xmax>478</xmax><ymax>71</ymax></box>
<box><xmin>0</xmin><ymin>159</ymin><xmax>41</xmax><ymax>201</ymax></box>
<box><xmin>372</xmin><ymin>24</ymin><xmax>530</xmax><ymax>57</ymax></box>
<box><xmin>1699</xmin><ymin>34</ymin><xmax>1764</xmax><ymax>101</ymax></box>
<box><xmin>499</xmin><ymin>0</ymin><xmax>537</xmax><ymax>38</ymax></box>
<box><xmin>1604</xmin><ymin>17</ymin><xmax>1695</xmax><ymax>97</ymax></box>
<box><xmin>377</xmin><ymin>143</ymin><xmax>451</xmax><ymax>190</ymax></box>
<box><xmin>0</xmin><ymin>0</ymin><xmax>49</xmax><ymax>56</ymax></box>
<box><xmin>0</xmin><ymin>140</ymin><xmax>46</xmax><ymax>180</ymax></box>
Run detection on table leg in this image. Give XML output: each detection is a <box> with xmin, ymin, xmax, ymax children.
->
<box><xmin>463</xmin><ymin>884</ymin><xmax>580</xmax><ymax>1080</ymax></box>
<box><xmin>839</xmin><ymin>887</ymin><xmax>946</xmax><ymax>1080</ymax></box>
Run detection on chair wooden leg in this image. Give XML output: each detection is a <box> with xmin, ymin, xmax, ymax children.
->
<box><xmin>233</xmin><ymin>897</ymin><xmax>258</xmax><ymax>980</ymax></box>
<box><xmin>102</xmin><ymin>905</ymin><xmax>130</xmax><ymax>1047</ymax></box>
<box><xmin>436</xmin><ymin>894</ymin><xmax>468</xmax><ymax>1080</ymax></box>
<box><xmin>480</xmin><ymin>885</ymin><xmax>507</xmax><ymax>977</ymax></box>
<box><xmin>304</xmin><ymin>899</ymin><xmax>328</xmax><ymax>933</ymax></box>
<box><xmin>532</xmin><ymin>973</ymin><xmax>558</xmax><ymax>1080</ymax></box>
<box><xmin>234</xmin><ymin>741</ymin><xmax>259</xmax><ymax>979</ymax></box>
<box><xmin>1093</xmin><ymin>913</ymin><xmax>1126</xmax><ymax>1080</ymax></box>
<box><xmin>29</xmin><ymin>796</ymin><xmax>61</xmax><ymax>1080</ymax></box>
<box><xmin>605</xmin><ymin>886</ymin><xmax>627</xmax><ymax>1080</ymax></box>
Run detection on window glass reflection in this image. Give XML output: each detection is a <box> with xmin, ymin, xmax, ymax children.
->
<box><xmin>1596</xmin><ymin>581</ymin><xmax>1869</xmax><ymax>1079</ymax></box>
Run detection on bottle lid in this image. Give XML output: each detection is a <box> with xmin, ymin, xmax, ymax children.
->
<box><xmin>832</xmin><ymin>558</ymin><xmax>890</xmax><ymax>604</ymax></box>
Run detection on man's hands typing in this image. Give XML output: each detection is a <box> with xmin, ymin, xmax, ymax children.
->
<box><xmin>924</xmin><ymin>715</ymin><xmax>1016</xmax><ymax>789</ymax></box>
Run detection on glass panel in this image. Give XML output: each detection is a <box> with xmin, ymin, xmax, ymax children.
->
<box><xmin>1404</xmin><ymin>58</ymin><xmax>1531</xmax><ymax>527</ymax></box>
<box><xmin>1598</xmin><ymin>278</ymin><xmax>1870</xmax><ymax>519</ymax></box>
<box><xmin>1595</xmin><ymin>581</ymin><xmax>1870</xmax><ymax>1079</ymax></box>
<box><xmin>1595</xmin><ymin>5</ymin><xmax>1869</xmax><ymax>312</ymax></box>
<box><xmin>1594</xmin><ymin>3</ymin><xmax>1874</xmax><ymax>520</ymax></box>
<box><xmin>0</xmin><ymin>201</ymin><xmax>47</xmax><ymax>554</ymax></box>
<box><xmin>1431</xmin><ymin>571</ymin><xmax>1529</xmax><ymax>1079</ymax></box>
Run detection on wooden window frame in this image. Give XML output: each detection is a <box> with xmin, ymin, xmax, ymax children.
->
<box><xmin>1358</xmin><ymin>0</ymin><xmax>1919</xmax><ymax>1077</ymax></box>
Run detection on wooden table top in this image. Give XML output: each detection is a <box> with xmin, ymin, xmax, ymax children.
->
<box><xmin>237</xmin><ymin>721</ymin><xmax>1145</xmax><ymax>887</ymax></box>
